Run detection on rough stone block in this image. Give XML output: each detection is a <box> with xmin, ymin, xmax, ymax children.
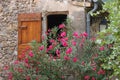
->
<box><xmin>0</xmin><ymin>4</ymin><xmax>3</xmax><ymax>12</ymax></box>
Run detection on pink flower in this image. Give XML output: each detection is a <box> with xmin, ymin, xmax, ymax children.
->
<box><xmin>19</xmin><ymin>53</ymin><xmax>26</xmax><ymax>59</ymax></box>
<box><xmin>79</xmin><ymin>43</ymin><xmax>83</xmax><ymax>48</ymax></box>
<box><xmin>84</xmin><ymin>75</ymin><xmax>90</xmax><ymax>80</ymax></box>
<box><xmin>45</xmin><ymin>31</ymin><xmax>49</xmax><ymax>35</ymax></box>
<box><xmin>14</xmin><ymin>60</ymin><xmax>19</xmax><ymax>65</ymax></box>
<box><xmin>66</xmin><ymin>47</ymin><xmax>72</xmax><ymax>54</ymax></box>
<box><xmin>3</xmin><ymin>65</ymin><xmax>9</xmax><ymax>70</ymax></box>
<box><xmin>56</xmin><ymin>49</ymin><xmax>60</xmax><ymax>57</ymax></box>
<box><xmin>17</xmin><ymin>68</ymin><xmax>23</xmax><ymax>73</ymax></box>
<box><xmin>81</xmin><ymin>38</ymin><xmax>85</xmax><ymax>43</ymax></box>
<box><xmin>91</xmin><ymin>77</ymin><xmax>96</xmax><ymax>80</ymax></box>
<box><xmin>39</xmin><ymin>45</ymin><xmax>44</xmax><ymax>51</ymax></box>
<box><xmin>28</xmin><ymin>51</ymin><xmax>34</xmax><ymax>57</ymax></box>
<box><xmin>91</xmin><ymin>61</ymin><xmax>96</xmax><ymax>67</ymax></box>
<box><xmin>99</xmin><ymin>46</ymin><xmax>105</xmax><ymax>51</ymax></box>
<box><xmin>92</xmin><ymin>54</ymin><xmax>98</xmax><ymax>58</ymax></box>
<box><xmin>61</xmin><ymin>41</ymin><xmax>68</xmax><ymax>47</ymax></box>
<box><xmin>50</xmin><ymin>39</ymin><xmax>55</xmax><ymax>43</ymax></box>
<box><xmin>42</xmin><ymin>35</ymin><xmax>44</xmax><ymax>40</ymax></box>
<box><xmin>8</xmin><ymin>72</ymin><xmax>13</xmax><ymax>80</ymax></box>
<box><xmin>73</xmin><ymin>32</ymin><xmax>79</xmax><ymax>38</ymax></box>
<box><xmin>60</xmin><ymin>32</ymin><xmax>66</xmax><ymax>37</ymax></box>
<box><xmin>73</xmin><ymin>57</ymin><xmax>78</xmax><ymax>62</ymax></box>
<box><xmin>52</xmin><ymin>41</ymin><xmax>57</xmax><ymax>46</ymax></box>
<box><xmin>97</xmin><ymin>69</ymin><xmax>105</xmax><ymax>75</ymax></box>
<box><xmin>91</xmin><ymin>37</ymin><xmax>96</xmax><ymax>41</ymax></box>
<box><xmin>83</xmin><ymin>32</ymin><xmax>88</xmax><ymax>37</ymax></box>
<box><xmin>64</xmin><ymin>56</ymin><xmax>70</xmax><ymax>60</ymax></box>
<box><xmin>24</xmin><ymin>58</ymin><xmax>29</xmax><ymax>63</ymax></box>
<box><xmin>81</xmin><ymin>61</ymin><xmax>85</xmax><ymax>66</ymax></box>
<box><xmin>26</xmin><ymin>76</ymin><xmax>31</xmax><ymax>80</ymax></box>
<box><xmin>71</xmin><ymin>40</ymin><xmax>76</xmax><ymax>46</ymax></box>
<box><xmin>26</xmin><ymin>47</ymin><xmax>30</xmax><ymax>50</ymax></box>
<box><xmin>47</xmin><ymin>45</ymin><xmax>53</xmax><ymax>51</ymax></box>
<box><xmin>24</xmin><ymin>63</ymin><xmax>30</xmax><ymax>68</ymax></box>
<box><xmin>61</xmin><ymin>76</ymin><xmax>65</xmax><ymax>79</ymax></box>
<box><xmin>36</xmin><ymin>67</ymin><xmax>39</xmax><ymax>73</ymax></box>
<box><xmin>48</xmin><ymin>29</ymin><xmax>51</xmax><ymax>32</ymax></box>
<box><xmin>92</xmin><ymin>67</ymin><xmax>97</xmax><ymax>71</ymax></box>
<box><xmin>59</xmin><ymin>24</ymin><xmax>65</xmax><ymax>29</ymax></box>
<box><xmin>61</xmin><ymin>37</ymin><xmax>68</xmax><ymax>41</ymax></box>
<box><xmin>36</xmin><ymin>78</ymin><xmax>39</xmax><ymax>80</ymax></box>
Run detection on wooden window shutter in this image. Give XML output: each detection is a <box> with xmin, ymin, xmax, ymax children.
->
<box><xmin>18</xmin><ymin>13</ymin><xmax>42</xmax><ymax>59</ymax></box>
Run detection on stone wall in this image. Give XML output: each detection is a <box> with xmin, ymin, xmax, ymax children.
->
<box><xmin>0</xmin><ymin>0</ymin><xmax>86</xmax><ymax>78</ymax></box>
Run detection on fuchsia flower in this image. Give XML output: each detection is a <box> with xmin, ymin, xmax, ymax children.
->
<box><xmin>91</xmin><ymin>61</ymin><xmax>96</xmax><ymax>67</ymax></box>
<box><xmin>14</xmin><ymin>60</ymin><xmax>19</xmax><ymax>65</ymax></box>
<box><xmin>26</xmin><ymin>47</ymin><xmax>30</xmax><ymax>50</ymax></box>
<box><xmin>91</xmin><ymin>77</ymin><xmax>96</xmax><ymax>80</ymax></box>
<box><xmin>42</xmin><ymin>35</ymin><xmax>44</xmax><ymax>40</ymax></box>
<box><xmin>47</xmin><ymin>45</ymin><xmax>53</xmax><ymax>51</ymax></box>
<box><xmin>92</xmin><ymin>67</ymin><xmax>97</xmax><ymax>71</ymax></box>
<box><xmin>36</xmin><ymin>78</ymin><xmax>39</xmax><ymax>80</ymax></box>
<box><xmin>71</xmin><ymin>40</ymin><xmax>76</xmax><ymax>46</ymax></box>
<box><xmin>66</xmin><ymin>47</ymin><xmax>72</xmax><ymax>54</ymax></box>
<box><xmin>45</xmin><ymin>31</ymin><xmax>49</xmax><ymax>35</ymax></box>
<box><xmin>39</xmin><ymin>45</ymin><xmax>44</xmax><ymax>51</ymax></box>
<box><xmin>79</xmin><ymin>43</ymin><xmax>83</xmax><ymax>48</ymax></box>
<box><xmin>84</xmin><ymin>75</ymin><xmax>90</xmax><ymax>80</ymax></box>
<box><xmin>60</xmin><ymin>32</ymin><xmax>66</xmax><ymax>37</ymax></box>
<box><xmin>81</xmin><ymin>38</ymin><xmax>85</xmax><ymax>43</ymax></box>
<box><xmin>36</xmin><ymin>67</ymin><xmax>39</xmax><ymax>73</ymax></box>
<box><xmin>24</xmin><ymin>58</ymin><xmax>29</xmax><ymax>63</ymax></box>
<box><xmin>8</xmin><ymin>72</ymin><xmax>13</xmax><ymax>80</ymax></box>
<box><xmin>73</xmin><ymin>57</ymin><xmax>78</xmax><ymax>62</ymax></box>
<box><xmin>24</xmin><ymin>63</ymin><xmax>30</xmax><ymax>68</ymax></box>
<box><xmin>50</xmin><ymin>39</ymin><xmax>55</xmax><ymax>43</ymax></box>
<box><xmin>61</xmin><ymin>76</ymin><xmax>65</xmax><ymax>79</ymax></box>
<box><xmin>56</xmin><ymin>49</ymin><xmax>60</xmax><ymax>57</ymax></box>
<box><xmin>99</xmin><ymin>46</ymin><xmax>105</xmax><ymax>51</ymax></box>
<box><xmin>73</xmin><ymin>32</ymin><xmax>79</xmax><ymax>38</ymax></box>
<box><xmin>64</xmin><ymin>56</ymin><xmax>70</xmax><ymax>60</ymax></box>
<box><xmin>83</xmin><ymin>32</ymin><xmax>88</xmax><ymax>37</ymax></box>
<box><xmin>61</xmin><ymin>37</ymin><xmax>68</xmax><ymax>41</ymax></box>
<box><xmin>61</xmin><ymin>41</ymin><xmax>68</xmax><ymax>47</ymax></box>
<box><xmin>26</xmin><ymin>76</ymin><xmax>31</xmax><ymax>80</ymax></box>
<box><xmin>91</xmin><ymin>37</ymin><xmax>96</xmax><ymax>41</ymax></box>
<box><xmin>97</xmin><ymin>69</ymin><xmax>105</xmax><ymax>75</ymax></box>
<box><xmin>28</xmin><ymin>51</ymin><xmax>34</xmax><ymax>57</ymax></box>
<box><xmin>3</xmin><ymin>65</ymin><xmax>9</xmax><ymax>70</ymax></box>
<box><xmin>19</xmin><ymin>53</ymin><xmax>26</xmax><ymax>59</ymax></box>
<box><xmin>48</xmin><ymin>29</ymin><xmax>51</xmax><ymax>32</ymax></box>
<box><xmin>59</xmin><ymin>24</ymin><xmax>65</xmax><ymax>29</ymax></box>
<box><xmin>81</xmin><ymin>61</ymin><xmax>85</xmax><ymax>66</ymax></box>
<box><xmin>17</xmin><ymin>68</ymin><xmax>23</xmax><ymax>73</ymax></box>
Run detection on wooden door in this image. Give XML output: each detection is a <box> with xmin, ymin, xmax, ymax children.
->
<box><xmin>18</xmin><ymin>13</ymin><xmax>42</xmax><ymax>58</ymax></box>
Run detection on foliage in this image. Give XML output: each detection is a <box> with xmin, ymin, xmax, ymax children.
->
<box><xmin>4</xmin><ymin>23</ymin><xmax>111</xmax><ymax>80</ymax></box>
<box><xmin>96</xmin><ymin>0</ymin><xmax>120</xmax><ymax>79</ymax></box>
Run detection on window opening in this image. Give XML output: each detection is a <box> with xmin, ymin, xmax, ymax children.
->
<box><xmin>47</xmin><ymin>14</ymin><xmax>67</xmax><ymax>56</ymax></box>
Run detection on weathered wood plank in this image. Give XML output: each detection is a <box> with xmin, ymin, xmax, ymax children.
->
<box><xmin>71</xmin><ymin>1</ymin><xmax>91</xmax><ymax>7</ymax></box>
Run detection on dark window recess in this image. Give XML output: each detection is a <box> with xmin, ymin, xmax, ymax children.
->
<box><xmin>47</xmin><ymin>14</ymin><xmax>67</xmax><ymax>56</ymax></box>
<box><xmin>47</xmin><ymin>14</ymin><xmax>67</xmax><ymax>29</ymax></box>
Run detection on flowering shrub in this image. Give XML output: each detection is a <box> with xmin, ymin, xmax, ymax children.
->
<box><xmin>4</xmin><ymin>23</ymin><xmax>112</xmax><ymax>80</ymax></box>
<box><xmin>95</xmin><ymin>0</ymin><xmax>120</xmax><ymax>79</ymax></box>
